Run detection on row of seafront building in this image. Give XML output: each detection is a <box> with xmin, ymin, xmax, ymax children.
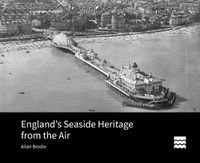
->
<box><xmin>0</xmin><ymin>0</ymin><xmax>200</xmax><ymax>37</ymax></box>
<box><xmin>50</xmin><ymin>0</ymin><xmax>200</xmax><ymax>32</ymax></box>
<box><xmin>0</xmin><ymin>0</ymin><xmax>59</xmax><ymax>37</ymax></box>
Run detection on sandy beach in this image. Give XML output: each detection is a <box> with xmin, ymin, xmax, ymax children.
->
<box><xmin>75</xmin><ymin>25</ymin><xmax>196</xmax><ymax>44</ymax></box>
<box><xmin>0</xmin><ymin>40</ymin><xmax>53</xmax><ymax>54</ymax></box>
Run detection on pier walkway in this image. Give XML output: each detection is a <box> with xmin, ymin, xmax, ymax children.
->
<box><xmin>53</xmin><ymin>42</ymin><xmax>116</xmax><ymax>77</ymax></box>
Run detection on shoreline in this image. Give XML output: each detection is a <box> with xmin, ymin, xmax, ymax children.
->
<box><xmin>1</xmin><ymin>23</ymin><xmax>199</xmax><ymax>54</ymax></box>
<box><xmin>74</xmin><ymin>22</ymin><xmax>200</xmax><ymax>42</ymax></box>
<box><xmin>77</xmin><ymin>27</ymin><xmax>173</xmax><ymax>38</ymax></box>
<box><xmin>75</xmin><ymin>25</ymin><xmax>198</xmax><ymax>44</ymax></box>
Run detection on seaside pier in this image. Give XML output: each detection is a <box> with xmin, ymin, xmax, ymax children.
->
<box><xmin>52</xmin><ymin>33</ymin><xmax>118</xmax><ymax>77</ymax></box>
<box><xmin>54</xmin><ymin>43</ymin><xmax>111</xmax><ymax>76</ymax></box>
<box><xmin>52</xmin><ymin>33</ymin><xmax>176</xmax><ymax>109</ymax></box>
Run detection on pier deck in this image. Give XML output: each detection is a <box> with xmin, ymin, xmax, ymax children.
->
<box><xmin>54</xmin><ymin>43</ymin><xmax>111</xmax><ymax>77</ymax></box>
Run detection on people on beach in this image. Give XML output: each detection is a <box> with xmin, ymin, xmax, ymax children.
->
<box><xmin>0</xmin><ymin>40</ymin><xmax>53</xmax><ymax>53</ymax></box>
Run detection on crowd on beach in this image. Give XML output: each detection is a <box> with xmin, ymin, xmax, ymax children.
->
<box><xmin>0</xmin><ymin>40</ymin><xmax>53</xmax><ymax>54</ymax></box>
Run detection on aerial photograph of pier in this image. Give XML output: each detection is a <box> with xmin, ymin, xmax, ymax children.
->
<box><xmin>0</xmin><ymin>0</ymin><xmax>200</xmax><ymax>112</ymax></box>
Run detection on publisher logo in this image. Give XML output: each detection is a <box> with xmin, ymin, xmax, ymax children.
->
<box><xmin>174</xmin><ymin>136</ymin><xmax>186</xmax><ymax>149</ymax></box>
